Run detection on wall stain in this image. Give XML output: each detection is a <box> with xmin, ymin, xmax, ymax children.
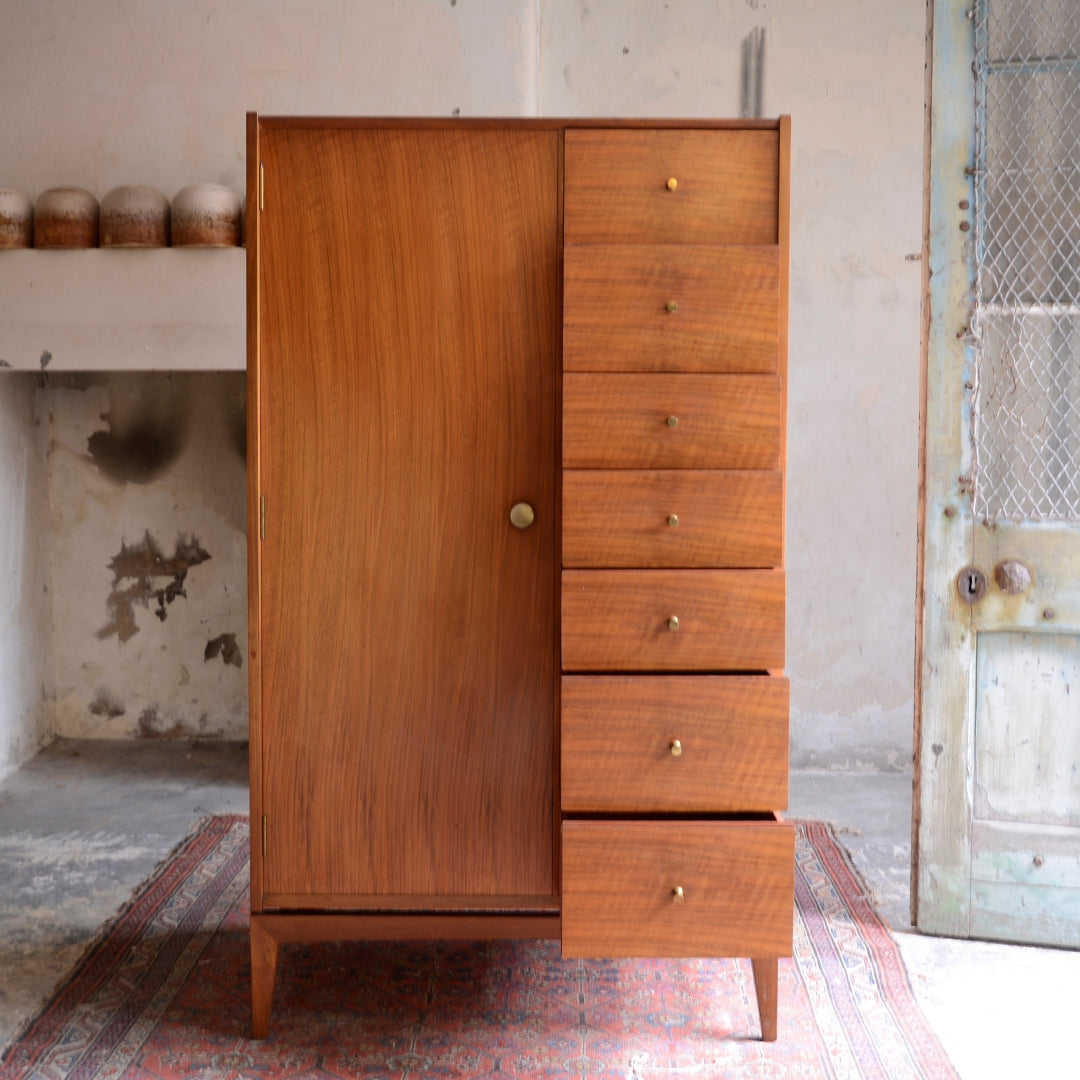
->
<box><xmin>89</xmin><ymin>689</ymin><xmax>126</xmax><ymax>718</ymax></box>
<box><xmin>97</xmin><ymin>532</ymin><xmax>211</xmax><ymax>642</ymax></box>
<box><xmin>137</xmin><ymin>706</ymin><xmax>186</xmax><ymax>739</ymax></box>
<box><xmin>86</xmin><ymin>373</ymin><xmax>192</xmax><ymax>484</ymax></box>
<box><xmin>87</xmin><ymin>412</ymin><xmax>186</xmax><ymax>484</ymax></box>
<box><xmin>40</xmin><ymin>350</ymin><xmax>52</xmax><ymax>369</ymax></box>
<box><xmin>205</xmin><ymin>632</ymin><xmax>242</xmax><ymax>668</ymax></box>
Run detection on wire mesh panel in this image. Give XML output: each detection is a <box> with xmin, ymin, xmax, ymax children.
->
<box><xmin>971</xmin><ymin>0</ymin><xmax>1080</xmax><ymax>520</ymax></box>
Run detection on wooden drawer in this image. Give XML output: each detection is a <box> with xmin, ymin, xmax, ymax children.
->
<box><xmin>561</xmin><ymin>569</ymin><xmax>785</xmax><ymax>672</ymax></box>
<box><xmin>561</xmin><ymin>818</ymin><xmax>794</xmax><ymax>957</ymax></box>
<box><xmin>561</xmin><ymin>675</ymin><xmax>789</xmax><ymax>812</ymax></box>
<box><xmin>562</xmin><ymin>470</ymin><xmax>782</xmax><ymax>569</ymax></box>
<box><xmin>563</xmin><ymin>373</ymin><xmax>781</xmax><ymax>470</ymax></box>
<box><xmin>564</xmin><ymin>130</ymin><xmax>779</xmax><ymax>245</ymax></box>
<box><xmin>564</xmin><ymin>244</ymin><xmax>779</xmax><ymax>374</ymax></box>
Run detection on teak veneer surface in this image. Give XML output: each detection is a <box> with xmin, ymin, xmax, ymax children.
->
<box><xmin>560</xmin><ymin>675</ymin><xmax>789</xmax><ymax>812</ymax></box>
<box><xmin>563</xmin><ymin>244</ymin><xmax>780</xmax><ymax>373</ymax></box>
<box><xmin>257</xmin><ymin>127</ymin><xmax>557</xmax><ymax>900</ymax></box>
<box><xmin>562</xmin><ymin>469</ymin><xmax>783</xmax><ymax>569</ymax></box>
<box><xmin>562</xmin><ymin>373</ymin><xmax>781</xmax><ymax>470</ymax></box>
<box><xmin>564</xmin><ymin>129</ymin><xmax>779</xmax><ymax>245</ymax></box>
<box><xmin>561</xmin><ymin>569</ymin><xmax>785</xmax><ymax>672</ymax></box>
<box><xmin>560</xmin><ymin>819</ymin><xmax>795</xmax><ymax>957</ymax></box>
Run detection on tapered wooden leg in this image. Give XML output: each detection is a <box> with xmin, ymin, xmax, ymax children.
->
<box><xmin>250</xmin><ymin>916</ymin><xmax>280</xmax><ymax>1039</ymax></box>
<box><xmin>751</xmin><ymin>957</ymin><xmax>779</xmax><ymax>1042</ymax></box>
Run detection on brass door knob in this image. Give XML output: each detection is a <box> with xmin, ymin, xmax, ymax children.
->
<box><xmin>509</xmin><ymin>502</ymin><xmax>535</xmax><ymax>530</ymax></box>
<box><xmin>666</xmin><ymin>415</ymin><xmax>678</xmax><ymax>428</ymax></box>
<box><xmin>670</xmin><ymin>739</ymin><xmax>683</xmax><ymax>757</ymax></box>
<box><xmin>666</xmin><ymin>300</ymin><xmax>678</xmax><ymax>313</ymax></box>
<box><xmin>672</xmin><ymin>885</ymin><xmax>685</xmax><ymax>904</ymax></box>
<box><xmin>668</xmin><ymin>615</ymin><xmax>680</xmax><ymax>631</ymax></box>
<box><xmin>667</xmin><ymin>514</ymin><xmax>679</xmax><ymax>527</ymax></box>
<box><xmin>667</xmin><ymin>177</ymin><xmax>678</xmax><ymax>191</ymax></box>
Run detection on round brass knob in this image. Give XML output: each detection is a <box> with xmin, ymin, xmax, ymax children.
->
<box><xmin>672</xmin><ymin>885</ymin><xmax>685</xmax><ymax>904</ymax></box>
<box><xmin>670</xmin><ymin>738</ymin><xmax>683</xmax><ymax>757</ymax></box>
<box><xmin>509</xmin><ymin>502</ymin><xmax>535</xmax><ymax>530</ymax></box>
<box><xmin>666</xmin><ymin>300</ymin><xmax>678</xmax><ymax>314</ymax></box>
<box><xmin>666</xmin><ymin>415</ymin><xmax>678</xmax><ymax>428</ymax></box>
<box><xmin>668</xmin><ymin>615</ymin><xmax>680</xmax><ymax>631</ymax></box>
<box><xmin>667</xmin><ymin>514</ymin><xmax>679</xmax><ymax>527</ymax></box>
<box><xmin>667</xmin><ymin>177</ymin><xmax>678</xmax><ymax>192</ymax></box>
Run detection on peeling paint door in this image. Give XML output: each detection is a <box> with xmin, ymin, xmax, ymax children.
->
<box><xmin>916</xmin><ymin>0</ymin><xmax>1080</xmax><ymax>945</ymax></box>
<box><xmin>253</xmin><ymin>126</ymin><xmax>558</xmax><ymax>903</ymax></box>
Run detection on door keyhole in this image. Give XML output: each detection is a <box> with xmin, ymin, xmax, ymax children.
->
<box><xmin>956</xmin><ymin>566</ymin><xmax>987</xmax><ymax>604</ymax></box>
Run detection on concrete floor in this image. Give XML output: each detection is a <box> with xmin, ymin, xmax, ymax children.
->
<box><xmin>0</xmin><ymin>741</ymin><xmax>1077</xmax><ymax>1078</ymax></box>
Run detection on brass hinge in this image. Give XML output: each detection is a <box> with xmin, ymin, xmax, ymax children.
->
<box><xmin>262</xmin><ymin>815</ymin><xmax>267</xmax><ymax>859</ymax></box>
<box><xmin>260</xmin><ymin>494</ymin><xmax>266</xmax><ymax>539</ymax></box>
<box><xmin>259</xmin><ymin>163</ymin><xmax>265</xmax><ymax>211</ymax></box>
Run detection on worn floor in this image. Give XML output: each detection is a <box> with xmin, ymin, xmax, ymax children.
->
<box><xmin>0</xmin><ymin>741</ymin><xmax>1076</xmax><ymax>1078</ymax></box>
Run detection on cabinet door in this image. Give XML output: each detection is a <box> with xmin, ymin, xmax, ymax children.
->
<box><xmin>257</xmin><ymin>128</ymin><xmax>557</xmax><ymax>903</ymax></box>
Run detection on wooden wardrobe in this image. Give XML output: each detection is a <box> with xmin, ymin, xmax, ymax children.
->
<box><xmin>245</xmin><ymin>114</ymin><xmax>792</xmax><ymax>1041</ymax></box>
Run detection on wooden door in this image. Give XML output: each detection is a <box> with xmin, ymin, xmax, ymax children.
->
<box><xmin>916</xmin><ymin>0</ymin><xmax>1080</xmax><ymax>945</ymax></box>
<box><xmin>255</xmin><ymin>126</ymin><xmax>558</xmax><ymax>906</ymax></box>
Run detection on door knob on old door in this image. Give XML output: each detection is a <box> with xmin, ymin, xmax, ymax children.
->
<box><xmin>509</xmin><ymin>502</ymin><xmax>535</xmax><ymax>530</ymax></box>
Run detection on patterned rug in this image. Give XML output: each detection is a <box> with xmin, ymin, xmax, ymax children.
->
<box><xmin>0</xmin><ymin>815</ymin><xmax>958</xmax><ymax>1080</ymax></box>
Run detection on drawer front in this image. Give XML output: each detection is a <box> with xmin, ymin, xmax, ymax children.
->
<box><xmin>561</xmin><ymin>819</ymin><xmax>794</xmax><ymax>957</ymax></box>
<box><xmin>561</xmin><ymin>569</ymin><xmax>785</xmax><ymax>672</ymax></box>
<box><xmin>561</xmin><ymin>675</ymin><xmax>789</xmax><ymax>812</ymax></box>
<box><xmin>564</xmin><ymin>245</ymin><xmax>779</xmax><ymax>374</ymax></box>
<box><xmin>564</xmin><ymin>130</ymin><xmax>779</xmax><ymax>245</ymax></box>
<box><xmin>562</xmin><ymin>470</ymin><xmax>782</xmax><ymax>569</ymax></box>
<box><xmin>563</xmin><ymin>373</ymin><xmax>781</xmax><ymax>470</ymax></box>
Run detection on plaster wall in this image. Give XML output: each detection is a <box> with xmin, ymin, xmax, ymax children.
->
<box><xmin>46</xmin><ymin>374</ymin><xmax>248</xmax><ymax>742</ymax></box>
<box><xmin>0</xmin><ymin>377</ymin><xmax>53</xmax><ymax>779</ymax></box>
<box><xmin>0</xmin><ymin>0</ymin><xmax>927</xmax><ymax>770</ymax></box>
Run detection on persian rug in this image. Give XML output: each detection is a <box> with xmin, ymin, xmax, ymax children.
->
<box><xmin>0</xmin><ymin>815</ymin><xmax>958</xmax><ymax>1080</ymax></box>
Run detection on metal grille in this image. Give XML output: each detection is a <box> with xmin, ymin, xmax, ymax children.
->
<box><xmin>971</xmin><ymin>0</ymin><xmax>1080</xmax><ymax>521</ymax></box>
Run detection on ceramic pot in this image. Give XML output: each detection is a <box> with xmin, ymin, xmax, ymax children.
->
<box><xmin>171</xmin><ymin>183</ymin><xmax>240</xmax><ymax>247</ymax></box>
<box><xmin>0</xmin><ymin>188</ymin><xmax>33</xmax><ymax>248</ymax></box>
<box><xmin>101</xmin><ymin>185</ymin><xmax>170</xmax><ymax>247</ymax></box>
<box><xmin>34</xmin><ymin>187</ymin><xmax>99</xmax><ymax>248</ymax></box>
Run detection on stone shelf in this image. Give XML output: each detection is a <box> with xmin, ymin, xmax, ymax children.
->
<box><xmin>0</xmin><ymin>248</ymin><xmax>245</xmax><ymax>372</ymax></box>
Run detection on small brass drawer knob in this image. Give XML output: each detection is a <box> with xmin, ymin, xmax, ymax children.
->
<box><xmin>668</xmin><ymin>615</ymin><xmax>680</xmax><ymax>631</ymax></box>
<box><xmin>667</xmin><ymin>177</ymin><xmax>678</xmax><ymax>191</ymax></box>
<box><xmin>666</xmin><ymin>415</ymin><xmax>678</xmax><ymax>428</ymax></box>
<box><xmin>670</xmin><ymin>738</ymin><xmax>683</xmax><ymax>757</ymax></box>
<box><xmin>509</xmin><ymin>502</ymin><xmax>535</xmax><ymax>530</ymax></box>
<box><xmin>667</xmin><ymin>514</ymin><xmax>679</xmax><ymax>527</ymax></box>
<box><xmin>672</xmin><ymin>885</ymin><xmax>685</xmax><ymax>904</ymax></box>
<box><xmin>666</xmin><ymin>300</ymin><xmax>678</xmax><ymax>314</ymax></box>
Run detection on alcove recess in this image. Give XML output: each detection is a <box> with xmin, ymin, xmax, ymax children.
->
<box><xmin>0</xmin><ymin>246</ymin><xmax>248</xmax><ymax>766</ymax></box>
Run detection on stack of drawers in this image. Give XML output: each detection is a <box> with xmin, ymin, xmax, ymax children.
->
<box><xmin>558</xmin><ymin>124</ymin><xmax>794</xmax><ymax>1041</ymax></box>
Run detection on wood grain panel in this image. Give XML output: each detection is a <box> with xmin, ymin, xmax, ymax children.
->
<box><xmin>257</xmin><ymin>128</ymin><xmax>557</xmax><ymax>901</ymax></box>
<box><xmin>561</xmin><ymin>569</ymin><xmax>785</xmax><ymax>672</ymax></box>
<box><xmin>564</xmin><ymin>130</ymin><xmax>779</xmax><ymax>244</ymax></box>
<box><xmin>561</xmin><ymin>819</ymin><xmax>794</xmax><ymax>957</ymax></box>
<box><xmin>561</xmin><ymin>675</ymin><xmax>789</xmax><ymax>812</ymax></box>
<box><xmin>562</xmin><ymin>470</ymin><xmax>782</xmax><ymax>568</ymax></box>
<box><xmin>564</xmin><ymin>245</ymin><xmax>779</xmax><ymax>373</ymax></box>
<box><xmin>246</xmin><ymin>112</ymin><xmax>265</xmax><ymax>914</ymax></box>
<box><xmin>563</xmin><ymin>373</ymin><xmax>781</xmax><ymax>470</ymax></box>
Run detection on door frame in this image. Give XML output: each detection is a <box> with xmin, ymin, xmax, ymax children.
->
<box><xmin>913</xmin><ymin>0</ymin><xmax>979</xmax><ymax>935</ymax></box>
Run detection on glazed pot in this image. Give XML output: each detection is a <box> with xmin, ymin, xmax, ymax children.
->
<box><xmin>101</xmin><ymin>185</ymin><xmax>170</xmax><ymax>247</ymax></box>
<box><xmin>34</xmin><ymin>187</ymin><xmax>99</xmax><ymax>248</ymax></box>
